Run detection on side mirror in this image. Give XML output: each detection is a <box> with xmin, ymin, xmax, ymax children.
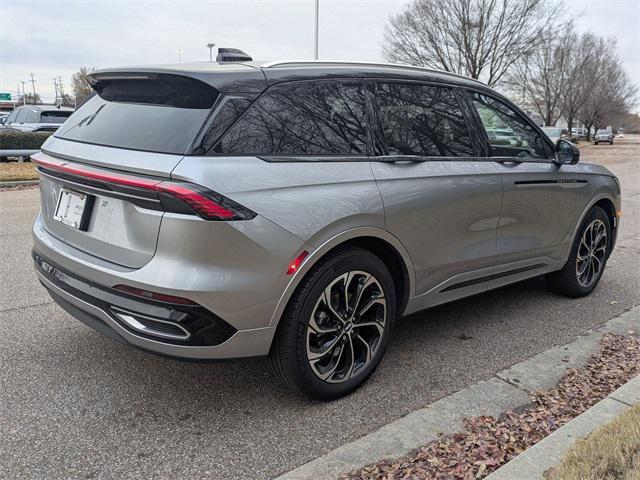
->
<box><xmin>555</xmin><ymin>139</ymin><xmax>579</xmax><ymax>165</ymax></box>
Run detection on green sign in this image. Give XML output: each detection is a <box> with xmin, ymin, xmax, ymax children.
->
<box><xmin>0</xmin><ymin>93</ymin><xmax>12</xmax><ymax>101</ymax></box>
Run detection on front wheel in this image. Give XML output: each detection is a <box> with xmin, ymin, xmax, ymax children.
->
<box><xmin>546</xmin><ymin>206</ymin><xmax>611</xmax><ymax>297</ymax></box>
<box><xmin>269</xmin><ymin>247</ymin><xmax>396</xmax><ymax>400</ymax></box>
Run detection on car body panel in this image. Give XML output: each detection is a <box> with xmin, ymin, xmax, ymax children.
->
<box><xmin>371</xmin><ymin>160</ymin><xmax>502</xmax><ymax>298</ymax></box>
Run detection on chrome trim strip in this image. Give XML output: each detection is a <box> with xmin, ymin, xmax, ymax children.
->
<box><xmin>111</xmin><ymin>307</ymin><xmax>191</xmax><ymax>341</ymax></box>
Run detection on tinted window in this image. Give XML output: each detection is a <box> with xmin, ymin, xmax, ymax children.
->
<box><xmin>214</xmin><ymin>81</ymin><xmax>368</xmax><ymax>156</ymax></box>
<box><xmin>55</xmin><ymin>75</ymin><xmax>219</xmax><ymax>154</ymax></box>
<box><xmin>41</xmin><ymin>110</ymin><xmax>73</xmax><ymax>123</ymax></box>
<box><xmin>375</xmin><ymin>83</ymin><xmax>473</xmax><ymax>157</ymax></box>
<box><xmin>472</xmin><ymin>93</ymin><xmax>549</xmax><ymax>159</ymax></box>
<box><xmin>56</xmin><ymin>96</ymin><xmax>213</xmax><ymax>155</ymax></box>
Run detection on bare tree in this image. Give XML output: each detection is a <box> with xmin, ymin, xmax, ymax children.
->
<box><xmin>383</xmin><ymin>0</ymin><xmax>566</xmax><ymax>86</ymax></box>
<box><xmin>555</xmin><ymin>32</ymin><xmax>605</xmax><ymax>133</ymax></box>
<box><xmin>507</xmin><ymin>29</ymin><xmax>573</xmax><ymax>126</ymax></box>
<box><xmin>24</xmin><ymin>92</ymin><xmax>42</xmax><ymax>104</ymax></box>
<box><xmin>578</xmin><ymin>39</ymin><xmax>637</xmax><ymax>138</ymax></box>
<box><xmin>71</xmin><ymin>66</ymin><xmax>95</xmax><ymax>105</ymax></box>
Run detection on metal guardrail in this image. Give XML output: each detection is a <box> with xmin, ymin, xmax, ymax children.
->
<box><xmin>0</xmin><ymin>149</ymin><xmax>38</xmax><ymax>161</ymax></box>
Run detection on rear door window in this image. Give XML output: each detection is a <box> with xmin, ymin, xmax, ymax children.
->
<box><xmin>55</xmin><ymin>74</ymin><xmax>219</xmax><ymax>154</ymax></box>
<box><xmin>213</xmin><ymin>80</ymin><xmax>369</xmax><ymax>156</ymax></box>
<box><xmin>373</xmin><ymin>82</ymin><xmax>474</xmax><ymax>157</ymax></box>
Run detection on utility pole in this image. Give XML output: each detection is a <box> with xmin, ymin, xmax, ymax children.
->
<box><xmin>29</xmin><ymin>73</ymin><xmax>37</xmax><ymax>98</ymax></box>
<box><xmin>314</xmin><ymin>0</ymin><xmax>319</xmax><ymax>60</ymax></box>
<box><xmin>206</xmin><ymin>43</ymin><xmax>216</xmax><ymax>62</ymax></box>
<box><xmin>19</xmin><ymin>81</ymin><xmax>27</xmax><ymax>104</ymax></box>
<box><xmin>53</xmin><ymin>77</ymin><xmax>59</xmax><ymax>104</ymax></box>
<box><xmin>58</xmin><ymin>76</ymin><xmax>65</xmax><ymax>97</ymax></box>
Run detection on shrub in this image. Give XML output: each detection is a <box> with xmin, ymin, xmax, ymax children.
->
<box><xmin>0</xmin><ymin>130</ymin><xmax>52</xmax><ymax>151</ymax></box>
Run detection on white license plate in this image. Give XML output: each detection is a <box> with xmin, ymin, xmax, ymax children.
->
<box><xmin>53</xmin><ymin>188</ymin><xmax>92</xmax><ymax>230</ymax></box>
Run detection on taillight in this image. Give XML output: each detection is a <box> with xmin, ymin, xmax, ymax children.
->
<box><xmin>32</xmin><ymin>153</ymin><xmax>255</xmax><ymax>221</ymax></box>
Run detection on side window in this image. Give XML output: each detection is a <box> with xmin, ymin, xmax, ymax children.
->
<box><xmin>214</xmin><ymin>81</ymin><xmax>368</xmax><ymax>156</ymax></box>
<box><xmin>375</xmin><ymin>83</ymin><xmax>474</xmax><ymax>157</ymax></box>
<box><xmin>14</xmin><ymin>109</ymin><xmax>28</xmax><ymax>124</ymax></box>
<box><xmin>471</xmin><ymin>93</ymin><xmax>550</xmax><ymax>159</ymax></box>
<box><xmin>23</xmin><ymin>109</ymin><xmax>39</xmax><ymax>123</ymax></box>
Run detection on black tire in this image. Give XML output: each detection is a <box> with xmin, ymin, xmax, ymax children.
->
<box><xmin>595</xmin><ymin>141</ymin><xmax>599</xmax><ymax>145</ymax></box>
<box><xmin>269</xmin><ymin>247</ymin><xmax>396</xmax><ymax>400</ymax></box>
<box><xmin>546</xmin><ymin>206</ymin><xmax>611</xmax><ymax>297</ymax></box>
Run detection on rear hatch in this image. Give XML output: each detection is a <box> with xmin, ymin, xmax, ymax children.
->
<box><xmin>35</xmin><ymin>70</ymin><xmax>257</xmax><ymax>269</ymax></box>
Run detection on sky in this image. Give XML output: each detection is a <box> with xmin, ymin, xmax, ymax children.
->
<box><xmin>1</xmin><ymin>0</ymin><xmax>639</xmax><ymax>105</ymax></box>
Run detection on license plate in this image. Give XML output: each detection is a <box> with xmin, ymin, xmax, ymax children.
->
<box><xmin>53</xmin><ymin>188</ymin><xmax>94</xmax><ymax>230</ymax></box>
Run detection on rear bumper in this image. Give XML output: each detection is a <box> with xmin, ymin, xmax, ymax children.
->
<box><xmin>34</xmin><ymin>252</ymin><xmax>277</xmax><ymax>359</ymax></box>
<box><xmin>32</xmin><ymin>211</ymin><xmax>305</xmax><ymax>359</ymax></box>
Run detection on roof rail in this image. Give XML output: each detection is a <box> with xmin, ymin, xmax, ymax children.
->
<box><xmin>259</xmin><ymin>60</ymin><xmax>485</xmax><ymax>84</ymax></box>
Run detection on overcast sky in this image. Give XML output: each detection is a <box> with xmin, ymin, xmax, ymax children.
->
<box><xmin>1</xmin><ymin>0</ymin><xmax>638</xmax><ymax>105</ymax></box>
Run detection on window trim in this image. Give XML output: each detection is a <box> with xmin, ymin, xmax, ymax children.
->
<box><xmin>366</xmin><ymin>79</ymin><xmax>479</xmax><ymax>161</ymax></box>
<box><xmin>206</xmin><ymin>77</ymin><xmax>372</xmax><ymax>160</ymax></box>
<box><xmin>462</xmin><ymin>87</ymin><xmax>555</xmax><ymax>163</ymax></box>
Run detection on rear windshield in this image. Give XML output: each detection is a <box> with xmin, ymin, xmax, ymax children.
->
<box><xmin>55</xmin><ymin>74</ymin><xmax>219</xmax><ymax>154</ymax></box>
<box><xmin>41</xmin><ymin>111</ymin><xmax>73</xmax><ymax>123</ymax></box>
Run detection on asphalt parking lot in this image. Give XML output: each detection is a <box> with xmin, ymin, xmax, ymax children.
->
<box><xmin>1</xmin><ymin>137</ymin><xmax>639</xmax><ymax>480</ymax></box>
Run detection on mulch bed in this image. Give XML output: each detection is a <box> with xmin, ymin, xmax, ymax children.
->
<box><xmin>341</xmin><ymin>333</ymin><xmax>640</xmax><ymax>480</ymax></box>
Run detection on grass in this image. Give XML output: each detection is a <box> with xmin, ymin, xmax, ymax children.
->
<box><xmin>0</xmin><ymin>162</ymin><xmax>38</xmax><ymax>182</ymax></box>
<box><xmin>546</xmin><ymin>403</ymin><xmax>640</xmax><ymax>480</ymax></box>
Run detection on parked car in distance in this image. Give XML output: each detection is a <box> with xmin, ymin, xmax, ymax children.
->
<box><xmin>31</xmin><ymin>60</ymin><xmax>621</xmax><ymax>400</ymax></box>
<box><xmin>1</xmin><ymin>105</ymin><xmax>74</xmax><ymax>132</ymax></box>
<box><xmin>618</xmin><ymin>128</ymin><xmax>625</xmax><ymax>138</ymax></box>
<box><xmin>571</xmin><ymin>127</ymin><xmax>587</xmax><ymax>139</ymax></box>
<box><xmin>542</xmin><ymin>126</ymin><xmax>564</xmax><ymax>143</ymax></box>
<box><xmin>595</xmin><ymin>128</ymin><xmax>614</xmax><ymax>145</ymax></box>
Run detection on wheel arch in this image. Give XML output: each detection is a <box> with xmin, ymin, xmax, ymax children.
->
<box><xmin>268</xmin><ymin>227</ymin><xmax>416</xmax><ymax>327</ymax></box>
<box><xmin>566</xmin><ymin>194</ymin><xmax>618</xmax><ymax>261</ymax></box>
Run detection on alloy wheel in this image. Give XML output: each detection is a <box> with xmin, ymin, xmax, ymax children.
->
<box><xmin>576</xmin><ymin>219</ymin><xmax>607</xmax><ymax>288</ymax></box>
<box><xmin>305</xmin><ymin>271</ymin><xmax>386</xmax><ymax>383</ymax></box>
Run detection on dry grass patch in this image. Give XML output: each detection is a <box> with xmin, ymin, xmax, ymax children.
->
<box><xmin>0</xmin><ymin>162</ymin><xmax>38</xmax><ymax>182</ymax></box>
<box><xmin>546</xmin><ymin>402</ymin><xmax>640</xmax><ymax>480</ymax></box>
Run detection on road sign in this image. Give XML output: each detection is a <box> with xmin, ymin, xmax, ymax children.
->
<box><xmin>0</xmin><ymin>93</ymin><xmax>12</xmax><ymax>101</ymax></box>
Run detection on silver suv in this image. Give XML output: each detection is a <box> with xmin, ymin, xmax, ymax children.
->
<box><xmin>32</xmin><ymin>61</ymin><xmax>621</xmax><ymax>400</ymax></box>
<box><xmin>1</xmin><ymin>105</ymin><xmax>74</xmax><ymax>132</ymax></box>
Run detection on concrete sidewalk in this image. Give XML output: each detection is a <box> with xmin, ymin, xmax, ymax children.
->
<box><xmin>276</xmin><ymin>306</ymin><xmax>640</xmax><ymax>480</ymax></box>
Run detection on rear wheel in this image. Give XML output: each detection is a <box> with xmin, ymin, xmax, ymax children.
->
<box><xmin>269</xmin><ymin>247</ymin><xmax>396</xmax><ymax>400</ymax></box>
<box><xmin>546</xmin><ymin>206</ymin><xmax>610</xmax><ymax>297</ymax></box>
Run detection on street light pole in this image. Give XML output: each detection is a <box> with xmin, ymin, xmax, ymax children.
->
<box><xmin>314</xmin><ymin>0</ymin><xmax>319</xmax><ymax>60</ymax></box>
<box><xmin>206</xmin><ymin>43</ymin><xmax>216</xmax><ymax>62</ymax></box>
<box><xmin>177</xmin><ymin>48</ymin><xmax>183</xmax><ymax>63</ymax></box>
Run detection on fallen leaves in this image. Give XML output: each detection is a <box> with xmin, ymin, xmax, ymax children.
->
<box><xmin>340</xmin><ymin>333</ymin><xmax>640</xmax><ymax>480</ymax></box>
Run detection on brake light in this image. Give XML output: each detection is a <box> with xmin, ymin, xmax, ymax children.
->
<box><xmin>113</xmin><ymin>284</ymin><xmax>197</xmax><ymax>305</ymax></box>
<box><xmin>32</xmin><ymin>153</ymin><xmax>255</xmax><ymax>221</ymax></box>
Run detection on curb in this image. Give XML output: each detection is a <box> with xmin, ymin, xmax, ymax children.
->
<box><xmin>0</xmin><ymin>179</ymin><xmax>39</xmax><ymax>188</ymax></box>
<box><xmin>275</xmin><ymin>306</ymin><xmax>640</xmax><ymax>480</ymax></box>
<box><xmin>485</xmin><ymin>375</ymin><xmax>640</xmax><ymax>480</ymax></box>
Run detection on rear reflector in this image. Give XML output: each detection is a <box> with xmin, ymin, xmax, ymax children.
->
<box><xmin>287</xmin><ymin>250</ymin><xmax>309</xmax><ymax>275</ymax></box>
<box><xmin>113</xmin><ymin>284</ymin><xmax>197</xmax><ymax>305</ymax></box>
<box><xmin>32</xmin><ymin>152</ymin><xmax>255</xmax><ymax>221</ymax></box>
